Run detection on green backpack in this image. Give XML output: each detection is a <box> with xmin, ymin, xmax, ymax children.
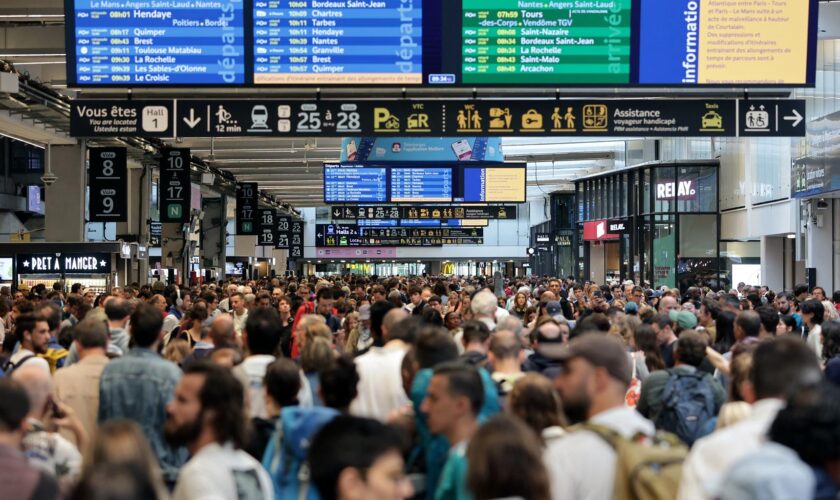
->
<box><xmin>572</xmin><ymin>423</ymin><xmax>687</xmax><ymax>500</ymax></box>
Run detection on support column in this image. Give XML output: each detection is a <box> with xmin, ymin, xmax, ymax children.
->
<box><xmin>162</xmin><ymin>223</ymin><xmax>185</xmax><ymax>285</ymax></box>
<box><xmin>805</xmin><ymin>202</ymin><xmax>834</xmax><ymax>290</ymax></box>
<box><xmin>201</xmin><ymin>196</ymin><xmax>226</xmax><ymax>269</ymax></box>
<box><xmin>45</xmin><ymin>144</ymin><xmax>85</xmax><ymax>242</ymax></box>
<box><xmin>761</xmin><ymin>236</ymin><xmax>784</xmax><ymax>292</ymax></box>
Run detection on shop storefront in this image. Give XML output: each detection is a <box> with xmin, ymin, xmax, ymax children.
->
<box><xmin>0</xmin><ymin>243</ymin><xmax>122</xmax><ymax>293</ymax></box>
<box><xmin>574</xmin><ymin>160</ymin><xmax>721</xmax><ymax>291</ymax></box>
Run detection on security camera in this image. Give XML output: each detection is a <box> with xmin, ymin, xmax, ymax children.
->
<box><xmin>817</xmin><ymin>199</ymin><xmax>829</xmax><ymax>210</ymax></box>
<box><xmin>40</xmin><ymin>173</ymin><xmax>58</xmax><ymax>186</ymax></box>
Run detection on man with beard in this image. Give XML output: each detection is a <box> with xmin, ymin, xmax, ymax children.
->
<box><xmin>166</xmin><ymin>362</ymin><xmax>272</xmax><ymax>500</ymax></box>
<box><xmin>4</xmin><ymin>313</ymin><xmax>51</xmax><ymax>375</ymax></box>
<box><xmin>545</xmin><ymin>334</ymin><xmax>655</xmax><ymax>500</ymax></box>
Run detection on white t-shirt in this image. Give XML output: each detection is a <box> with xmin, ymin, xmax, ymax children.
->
<box><xmin>8</xmin><ymin>348</ymin><xmax>50</xmax><ymax>375</ymax></box>
<box><xmin>232</xmin><ymin>355</ymin><xmax>275</xmax><ymax>419</ymax></box>
<box><xmin>350</xmin><ymin>345</ymin><xmax>409</xmax><ymax>421</ymax></box>
<box><xmin>172</xmin><ymin>442</ymin><xmax>273</xmax><ymax>500</ymax></box>
<box><xmin>545</xmin><ymin>406</ymin><xmax>655</xmax><ymax>500</ymax></box>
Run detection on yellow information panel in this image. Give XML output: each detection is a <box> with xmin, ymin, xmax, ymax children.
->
<box><xmin>698</xmin><ymin>0</ymin><xmax>809</xmax><ymax>84</ymax></box>
<box><xmin>484</xmin><ymin>168</ymin><xmax>526</xmax><ymax>203</ymax></box>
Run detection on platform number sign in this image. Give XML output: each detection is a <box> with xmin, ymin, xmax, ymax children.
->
<box><xmin>290</xmin><ymin>220</ymin><xmax>304</xmax><ymax>259</ymax></box>
<box><xmin>160</xmin><ymin>149</ymin><xmax>191</xmax><ymax>223</ymax></box>
<box><xmin>257</xmin><ymin>209</ymin><xmax>276</xmax><ymax>246</ymax></box>
<box><xmin>236</xmin><ymin>182</ymin><xmax>258</xmax><ymax>235</ymax></box>
<box><xmin>275</xmin><ymin>216</ymin><xmax>291</xmax><ymax>249</ymax></box>
<box><xmin>88</xmin><ymin>147</ymin><xmax>127</xmax><ymax>222</ymax></box>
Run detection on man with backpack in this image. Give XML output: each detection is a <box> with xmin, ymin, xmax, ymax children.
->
<box><xmin>547</xmin><ymin>334</ymin><xmax>685</xmax><ymax>500</ymax></box>
<box><xmin>4</xmin><ymin>313</ymin><xmax>51</xmax><ymax>376</ymax></box>
<box><xmin>636</xmin><ymin>331</ymin><xmax>725</xmax><ymax>445</ymax></box>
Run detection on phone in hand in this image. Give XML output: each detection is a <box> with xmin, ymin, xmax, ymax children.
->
<box><xmin>50</xmin><ymin>399</ymin><xmax>64</xmax><ymax>419</ymax></box>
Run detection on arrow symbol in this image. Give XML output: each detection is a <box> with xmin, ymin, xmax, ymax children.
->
<box><xmin>183</xmin><ymin>108</ymin><xmax>201</xmax><ymax>128</ymax></box>
<box><xmin>784</xmin><ymin>109</ymin><xmax>803</xmax><ymax>128</ymax></box>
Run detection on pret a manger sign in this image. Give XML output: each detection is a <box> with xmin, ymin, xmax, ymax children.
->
<box><xmin>17</xmin><ymin>253</ymin><xmax>111</xmax><ymax>274</ymax></box>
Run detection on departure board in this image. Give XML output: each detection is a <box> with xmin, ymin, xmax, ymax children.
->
<box><xmin>252</xmin><ymin>0</ymin><xmax>423</xmax><ymax>85</ymax></box>
<box><xmin>324</xmin><ymin>166</ymin><xmax>387</xmax><ymax>203</ymax></box>
<box><xmin>66</xmin><ymin>0</ymin><xmax>818</xmax><ymax>87</ymax></box>
<box><xmin>391</xmin><ymin>168</ymin><xmax>453</xmax><ymax>203</ymax></box>
<box><xmin>462</xmin><ymin>166</ymin><xmax>526</xmax><ymax>203</ymax></box>
<box><xmin>461</xmin><ymin>0</ymin><xmax>632</xmax><ymax>84</ymax></box>
<box><xmin>68</xmin><ymin>0</ymin><xmax>246</xmax><ymax>85</ymax></box>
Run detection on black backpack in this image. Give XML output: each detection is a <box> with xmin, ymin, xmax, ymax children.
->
<box><xmin>2</xmin><ymin>354</ymin><xmax>35</xmax><ymax>376</ymax></box>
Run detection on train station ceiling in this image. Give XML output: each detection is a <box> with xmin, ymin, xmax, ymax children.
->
<box><xmin>0</xmin><ymin>0</ymin><xmax>838</xmax><ymax>207</ymax></box>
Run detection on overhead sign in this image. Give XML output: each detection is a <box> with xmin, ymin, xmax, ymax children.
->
<box><xmin>738</xmin><ymin>100</ymin><xmax>806</xmax><ymax>137</ymax></box>
<box><xmin>17</xmin><ymin>253</ymin><xmax>112</xmax><ymax>275</ymax></box>
<box><xmin>316</xmin><ymin>248</ymin><xmax>398</xmax><ymax>259</ymax></box>
<box><xmin>88</xmin><ymin>147</ymin><xmax>127</xmax><ymax>222</ymax></box>
<box><xmin>159</xmin><ymin>148</ymin><xmax>191</xmax><ymax>223</ymax></box>
<box><xmin>275</xmin><ymin>216</ymin><xmax>291</xmax><ymax>249</ymax></box>
<box><xmin>71</xmin><ymin>99</ymin><xmax>806</xmax><ymax>138</ymax></box>
<box><xmin>236</xmin><ymin>182</ymin><xmax>258</xmax><ymax>235</ymax></box>
<box><xmin>70</xmin><ymin>100</ymin><xmax>173</xmax><ymax>137</ymax></box>
<box><xmin>66</xmin><ymin>0</ymin><xmax>245</xmax><ymax>86</ymax></box>
<box><xmin>316</xmin><ymin>224</ymin><xmax>484</xmax><ymax>247</ymax></box>
<box><xmin>257</xmin><ymin>208</ymin><xmax>276</xmax><ymax>247</ymax></box>
<box><xmin>334</xmin><ymin>205</ymin><xmax>517</xmax><ymax>221</ymax></box>
<box><xmin>583</xmin><ymin>220</ymin><xmax>624</xmax><ymax>241</ymax></box>
<box><xmin>289</xmin><ymin>220</ymin><xmax>304</xmax><ymax>259</ymax></box>
<box><xmin>150</xmin><ymin>222</ymin><xmax>162</xmax><ymax>247</ymax></box>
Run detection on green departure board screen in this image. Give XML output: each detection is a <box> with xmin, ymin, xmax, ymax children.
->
<box><xmin>461</xmin><ymin>0</ymin><xmax>632</xmax><ymax>84</ymax></box>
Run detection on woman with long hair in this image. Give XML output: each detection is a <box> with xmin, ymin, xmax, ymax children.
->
<box><xmin>508</xmin><ymin>373</ymin><xmax>567</xmax><ymax>445</ymax></box>
<box><xmin>713</xmin><ymin>309</ymin><xmax>738</xmax><ymax>354</ymax></box>
<box><xmin>466</xmin><ymin>415</ymin><xmax>552</xmax><ymax>500</ymax></box>
<box><xmin>509</xmin><ymin>292</ymin><xmax>530</xmax><ymax>319</ymax></box>
<box><xmin>73</xmin><ymin>420</ymin><xmax>167</xmax><ymax>500</ymax></box>
<box><xmin>633</xmin><ymin>323</ymin><xmax>666</xmax><ymax>373</ymax></box>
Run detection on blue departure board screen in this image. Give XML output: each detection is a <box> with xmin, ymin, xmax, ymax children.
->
<box><xmin>391</xmin><ymin>167</ymin><xmax>452</xmax><ymax>203</ymax></box>
<box><xmin>324</xmin><ymin>165</ymin><xmax>387</xmax><ymax>203</ymax></box>
<box><xmin>67</xmin><ymin>0</ymin><xmax>246</xmax><ymax>85</ymax></box>
<box><xmin>252</xmin><ymin>0</ymin><xmax>423</xmax><ymax>85</ymax></box>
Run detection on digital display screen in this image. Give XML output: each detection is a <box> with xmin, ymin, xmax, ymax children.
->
<box><xmin>324</xmin><ymin>162</ymin><xmax>524</xmax><ymax>203</ymax></box>
<box><xmin>66</xmin><ymin>0</ymin><xmax>817</xmax><ymax>87</ymax></box>
<box><xmin>390</xmin><ymin>168</ymin><xmax>453</xmax><ymax>203</ymax></box>
<box><xmin>27</xmin><ymin>186</ymin><xmax>44</xmax><ymax>214</ymax></box>
<box><xmin>252</xmin><ymin>0</ymin><xmax>423</xmax><ymax>85</ymax></box>
<box><xmin>324</xmin><ymin>166</ymin><xmax>388</xmax><ymax>203</ymax></box>
<box><xmin>67</xmin><ymin>0</ymin><xmax>246</xmax><ymax>85</ymax></box>
<box><xmin>462</xmin><ymin>166</ymin><xmax>526</xmax><ymax>203</ymax></box>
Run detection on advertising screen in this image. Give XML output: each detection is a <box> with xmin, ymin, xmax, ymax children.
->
<box><xmin>66</xmin><ymin>0</ymin><xmax>818</xmax><ymax>87</ymax></box>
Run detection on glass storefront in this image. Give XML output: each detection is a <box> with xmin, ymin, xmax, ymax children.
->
<box><xmin>574</xmin><ymin>160</ymin><xmax>720</xmax><ymax>291</ymax></box>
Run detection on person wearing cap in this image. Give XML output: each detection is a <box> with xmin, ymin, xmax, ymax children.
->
<box><xmin>545</xmin><ymin>334</ymin><xmax>655</xmax><ymax>500</ymax></box>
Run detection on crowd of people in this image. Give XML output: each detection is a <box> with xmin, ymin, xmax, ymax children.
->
<box><xmin>1</xmin><ymin>275</ymin><xmax>840</xmax><ymax>500</ymax></box>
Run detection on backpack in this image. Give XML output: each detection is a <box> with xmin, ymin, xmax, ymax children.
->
<box><xmin>2</xmin><ymin>354</ymin><xmax>35</xmax><ymax>376</ymax></box>
<box><xmin>655</xmin><ymin>370</ymin><xmax>716</xmax><ymax>446</ymax></box>
<box><xmin>576</xmin><ymin>423</ymin><xmax>687</xmax><ymax>500</ymax></box>
<box><xmin>263</xmin><ymin>406</ymin><xmax>339</xmax><ymax>500</ymax></box>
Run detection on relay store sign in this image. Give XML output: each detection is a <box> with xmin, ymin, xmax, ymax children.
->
<box><xmin>17</xmin><ymin>253</ymin><xmax>112</xmax><ymax>275</ymax></box>
<box><xmin>656</xmin><ymin>180</ymin><xmax>696</xmax><ymax>200</ymax></box>
<box><xmin>583</xmin><ymin>220</ymin><xmax>625</xmax><ymax>241</ymax></box>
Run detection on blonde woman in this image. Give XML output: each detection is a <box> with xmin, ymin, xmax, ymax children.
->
<box><xmin>76</xmin><ymin>420</ymin><xmax>167</xmax><ymax>499</ymax></box>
